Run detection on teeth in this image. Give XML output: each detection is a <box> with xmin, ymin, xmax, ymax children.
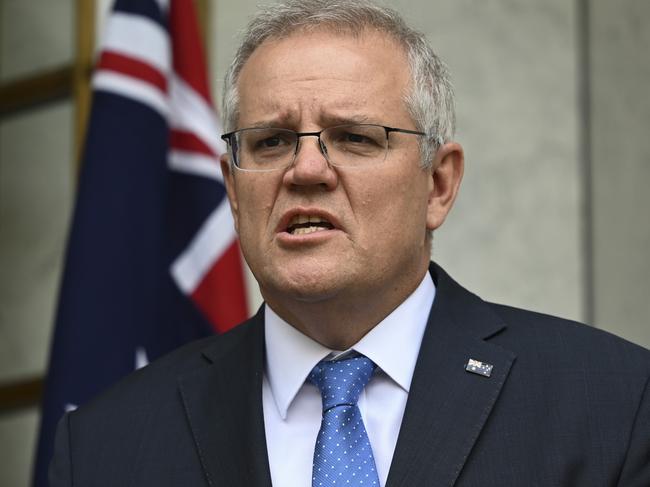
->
<box><xmin>289</xmin><ymin>214</ymin><xmax>327</xmax><ymax>225</ymax></box>
<box><xmin>286</xmin><ymin>214</ymin><xmax>335</xmax><ymax>235</ymax></box>
<box><xmin>293</xmin><ymin>226</ymin><xmax>328</xmax><ymax>235</ymax></box>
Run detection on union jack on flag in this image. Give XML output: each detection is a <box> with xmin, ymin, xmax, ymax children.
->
<box><xmin>33</xmin><ymin>1</ymin><xmax>248</xmax><ymax>485</ymax></box>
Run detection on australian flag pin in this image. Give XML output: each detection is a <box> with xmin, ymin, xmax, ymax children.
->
<box><xmin>465</xmin><ymin>358</ymin><xmax>493</xmax><ymax>378</ymax></box>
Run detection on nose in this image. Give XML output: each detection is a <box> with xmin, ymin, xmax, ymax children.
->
<box><xmin>283</xmin><ymin>135</ymin><xmax>338</xmax><ymax>190</ymax></box>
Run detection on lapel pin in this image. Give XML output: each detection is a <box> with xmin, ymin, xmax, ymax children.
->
<box><xmin>465</xmin><ymin>358</ymin><xmax>493</xmax><ymax>378</ymax></box>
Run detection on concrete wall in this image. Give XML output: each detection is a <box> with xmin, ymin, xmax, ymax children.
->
<box><xmin>590</xmin><ymin>0</ymin><xmax>650</xmax><ymax>346</ymax></box>
<box><xmin>0</xmin><ymin>0</ymin><xmax>648</xmax><ymax>485</ymax></box>
<box><xmin>0</xmin><ymin>2</ymin><xmax>75</xmax><ymax>486</ymax></box>
<box><xmin>395</xmin><ymin>0</ymin><xmax>584</xmax><ymax>321</ymax></box>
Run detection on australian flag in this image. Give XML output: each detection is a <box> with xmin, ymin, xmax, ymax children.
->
<box><xmin>32</xmin><ymin>1</ymin><xmax>248</xmax><ymax>485</ymax></box>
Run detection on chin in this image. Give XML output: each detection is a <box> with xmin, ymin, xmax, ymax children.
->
<box><xmin>261</xmin><ymin>263</ymin><xmax>352</xmax><ymax>304</ymax></box>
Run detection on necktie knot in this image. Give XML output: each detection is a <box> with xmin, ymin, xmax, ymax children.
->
<box><xmin>308</xmin><ymin>355</ymin><xmax>376</xmax><ymax>411</ymax></box>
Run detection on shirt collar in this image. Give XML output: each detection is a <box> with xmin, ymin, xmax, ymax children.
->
<box><xmin>264</xmin><ymin>272</ymin><xmax>435</xmax><ymax>419</ymax></box>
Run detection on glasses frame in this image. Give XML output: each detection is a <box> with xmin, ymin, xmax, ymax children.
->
<box><xmin>220</xmin><ymin>123</ymin><xmax>428</xmax><ymax>172</ymax></box>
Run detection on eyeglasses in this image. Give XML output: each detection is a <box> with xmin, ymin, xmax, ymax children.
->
<box><xmin>220</xmin><ymin>123</ymin><xmax>429</xmax><ymax>172</ymax></box>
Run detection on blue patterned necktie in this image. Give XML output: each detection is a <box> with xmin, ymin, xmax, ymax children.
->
<box><xmin>308</xmin><ymin>355</ymin><xmax>380</xmax><ymax>487</ymax></box>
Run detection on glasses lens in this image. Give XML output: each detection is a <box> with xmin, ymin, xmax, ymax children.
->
<box><xmin>322</xmin><ymin>124</ymin><xmax>388</xmax><ymax>167</ymax></box>
<box><xmin>235</xmin><ymin>128</ymin><xmax>297</xmax><ymax>171</ymax></box>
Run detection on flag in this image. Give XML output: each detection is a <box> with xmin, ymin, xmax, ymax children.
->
<box><xmin>32</xmin><ymin>1</ymin><xmax>248</xmax><ymax>484</ymax></box>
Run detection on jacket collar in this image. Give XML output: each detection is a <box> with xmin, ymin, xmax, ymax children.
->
<box><xmin>385</xmin><ymin>262</ymin><xmax>516</xmax><ymax>487</ymax></box>
<box><xmin>179</xmin><ymin>307</ymin><xmax>272</xmax><ymax>487</ymax></box>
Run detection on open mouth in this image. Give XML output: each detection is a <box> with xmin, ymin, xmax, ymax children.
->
<box><xmin>285</xmin><ymin>215</ymin><xmax>335</xmax><ymax>235</ymax></box>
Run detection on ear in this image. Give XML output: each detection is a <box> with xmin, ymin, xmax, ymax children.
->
<box><xmin>220</xmin><ymin>153</ymin><xmax>240</xmax><ymax>234</ymax></box>
<box><xmin>426</xmin><ymin>142</ymin><xmax>464</xmax><ymax>231</ymax></box>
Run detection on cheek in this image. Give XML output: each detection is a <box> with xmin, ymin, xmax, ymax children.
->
<box><xmin>235</xmin><ymin>177</ymin><xmax>278</xmax><ymax>228</ymax></box>
<box><xmin>359</xmin><ymin>175</ymin><xmax>429</xmax><ymax>238</ymax></box>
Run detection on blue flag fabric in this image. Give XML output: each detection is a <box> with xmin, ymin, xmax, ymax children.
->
<box><xmin>32</xmin><ymin>1</ymin><xmax>248</xmax><ymax>485</ymax></box>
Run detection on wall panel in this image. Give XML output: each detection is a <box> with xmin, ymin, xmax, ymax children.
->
<box><xmin>590</xmin><ymin>0</ymin><xmax>650</xmax><ymax>347</ymax></box>
<box><xmin>0</xmin><ymin>0</ymin><xmax>74</xmax><ymax>81</ymax></box>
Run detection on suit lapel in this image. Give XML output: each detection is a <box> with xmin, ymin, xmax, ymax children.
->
<box><xmin>178</xmin><ymin>310</ymin><xmax>272</xmax><ymax>487</ymax></box>
<box><xmin>386</xmin><ymin>264</ymin><xmax>517</xmax><ymax>487</ymax></box>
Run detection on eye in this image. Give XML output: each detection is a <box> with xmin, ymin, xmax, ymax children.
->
<box><xmin>259</xmin><ymin>136</ymin><xmax>282</xmax><ymax>148</ymax></box>
<box><xmin>248</xmin><ymin>130</ymin><xmax>294</xmax><ymax>152</ymax></box>
<box><xmin>256</xmin><ymin>135</ymin><xmax>288</xmax><ymax>149</ymax></box>
<box><xmin>335</xmin><ymin>128</ymin><xmax>383</xmax><ymax>148</ymax></box>
<box><xmin>345</xmin><ymin>132</ymin><xmax>373</xmax><ymax>144</ymax></box>
<box><xmin>325</xmin><ymin>125</ymin><xmax>386</xmax><ymax>149</ymax></box>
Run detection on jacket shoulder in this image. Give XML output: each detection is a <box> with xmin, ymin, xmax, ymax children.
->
<box><xmin>488</xmin><ymin>302</ymin><xmax>650</xmax><ymax>374</ymax></box>
<box><xmin>76</xmin><ymin>313</ymin><xmax>261</xmax><ymax>415</ymax></box>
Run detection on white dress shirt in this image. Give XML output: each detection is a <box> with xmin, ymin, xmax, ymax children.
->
<box><xmin>263</xmin><ymin>273</ymin><xmax>435</xmax><ymax>487</ymax></box>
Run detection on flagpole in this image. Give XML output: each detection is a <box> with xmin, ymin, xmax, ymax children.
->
<box><xmin>196</xmin><ymin>0</ymin><xmax>210</xmax><ymax>45</ymax></box>
<box><xmin>73</xmin><ymin>0</ymin><xmax>95</xmax><ymax>179</ymax></box>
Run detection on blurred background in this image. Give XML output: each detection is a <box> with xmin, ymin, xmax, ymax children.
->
<box><xmin>0</xmin><ymin>0</ymin><xmax>648</xmax><ymax>484</ymax></box>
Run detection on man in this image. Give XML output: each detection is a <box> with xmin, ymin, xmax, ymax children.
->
<box><xmin>50</xmin><ymin>1</ymin><xmax>650</xmax><ymax>486</ymax></box>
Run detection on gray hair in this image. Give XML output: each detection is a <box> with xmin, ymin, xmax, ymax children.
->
<box><xmin>221</xmin><ymin>0</ymin><xmax>455</xmax><ymax>167</ymax></box>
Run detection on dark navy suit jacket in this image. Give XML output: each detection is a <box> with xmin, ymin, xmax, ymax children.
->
<box><xmin>50</xmin><ymin>264</ymin><xmax>650</xmax><ymax>486</ymax></box>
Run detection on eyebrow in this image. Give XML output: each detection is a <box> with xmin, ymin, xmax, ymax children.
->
<box><xmin>246</xmin><ymin>114</ymin><xmax>374</xmax><ymax>130</ymax></box>
<box><xmin>247</xmin><ymin>119</ymin><xmax>287</xmax><ymax>129</ymax></box>
<box><xmin>321</xmin><ymin>114</ymin><xmax>372</xmax><ymax>126</ymax></box>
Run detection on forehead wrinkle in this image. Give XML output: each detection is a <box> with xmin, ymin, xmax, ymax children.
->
<box><xmin>238</xmin><ymin>96</ymin><xmax>303</xmax><ymax>127</ymax></box>
<box><xmin>243</xmin><ymin>97</ymin><xmax>377</xmax><ymax>129</ymax></box>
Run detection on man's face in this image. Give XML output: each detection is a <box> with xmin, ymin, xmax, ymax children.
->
<box><xmin>222</xmin><ymin>29</ymin><xmax>454</xmax><ymax>316</ymax></box>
